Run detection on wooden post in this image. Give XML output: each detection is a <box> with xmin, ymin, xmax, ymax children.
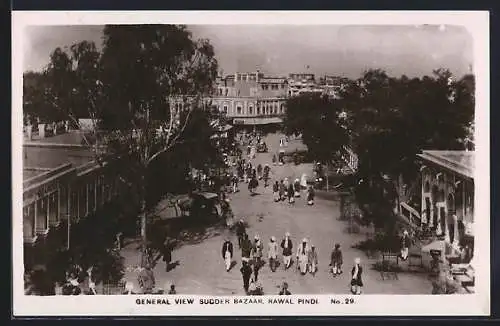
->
<box><xmin>67</xmin><ymin>185</ymin><xmax>71</xmax><ymax>250</ymax></box>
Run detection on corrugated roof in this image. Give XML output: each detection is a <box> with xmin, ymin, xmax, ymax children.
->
<box><xmin>417</xmin><ymin>150</ymin><xmax>474</xmax><ymax>179</ymax></box>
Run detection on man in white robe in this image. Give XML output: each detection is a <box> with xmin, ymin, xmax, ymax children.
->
<box><xmin>296</xmin><ymin>238</ymin><xmax>310</xmax><ymax>275</ymax></box>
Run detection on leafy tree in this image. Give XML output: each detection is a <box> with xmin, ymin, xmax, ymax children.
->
<box><xmin>341</xmin><ymin>69</ymin><xmax>475</xmax><ymax>230</ymax></box>
<box><xmin>283</xmin><ymin>93</ymin><xmax>349</xmax><ymax>189</ymax></box>
<box><xmin>97</xmin><ymin>25</ymin><xmax>218</xmax><ymax>265</ymax></box>
<box><xmin>26</xmin><ymin>25</ymin><xmax>219</xmax><ymax>268</ymax></box>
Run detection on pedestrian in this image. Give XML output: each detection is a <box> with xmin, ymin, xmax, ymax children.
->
<box><xmin>162</xmin><ymin>240</ymin><xmax>172</xmax><ymax>272</ymax></box>
<box><xmin>273</xmin><ymin>181</ymin><xmax>280</xmax><ymax>202</ymax></box>
<box><xmin>281</xmin><ymin>232</ymin><xmax>293</xmax><ymax>269</ymax></box>
<box><xmin>257</xmin><ymin>164</ymin><xmax>263</xmax><ymax>180</ymax></box>
<box><xmin>168</xmin><ymin>284</ymin><xmax>177</xmax><ymax>294</ymax></box>
<box><xmin>308</xmin><ymin>244</ymin><xmax>319</xmax><ymax>276</ymax></box>
<box><xmin>263</xmin><ymin>164</ymin><xmax>270</xmax><ymax>187</ymax></box>
<box><xmin>235</xmin><ymin>219</ymin><xmax>246</xmax><ymax>248</ymax></box>
<box><xmin>400</xmin><ymin>230</ymin><xmax>411</xmax><ymax>261</ymax></box>
<box><xmin>330</xmin><ymin>243</ymin><xmax>343</xmax><ymax>276</ymax></box>
<box><xmin>251</xmin><ymin>234</ymin><xmax>264</xmax><ymax>270</ymax></box>
<box><xmin>279</xmin><ymin>180</ymin><xmax>286</xmax><ymax>201</ymax></box>
<box><xmin>279</xmin><ymin>282</ymin><xmax>291</xmax><ymax>295</ymax></box>
<box><xmin>232</xmin><ymin>174</ymin><xmax>239</xmax><ymax>193</ymax></box>
<box><xmin>222</xmin><ymin>237</ymin><xmax>234</xmax><ymax>272</ymax></box>
<box><xmin>138</xmin><ymin>264</ymin><xmax>155</xmax><ymax>294</ymax></box>
<box><xmin>249</xmin><ymin>175</ymin><xmax>259</xmax><ymax>195</ymax></box>
<box><xmin>268</xmin><ymin>236</ymin><xmax>279</xmax><ymax>272</ymax></box>
<box><xmin>293</xmin><ymin>179</ymin><xmax>301</xmax><ymax>197</ymax></box>
<box><xmin>287</xmin><ymin>183</ymin><xmax>295</xmax><ymax>204</ymax></box>
<box><xmin>247</xmin><ymin>145</ymin><xmax>251</xmax><ymax>156</ymax></box>
<box><xmin>307</xmin><ymin>185</ymin><xmax>315</xmax><ymax>205</ymax></box>
<box><xmin>296</xmin><ymin>238</ymin><xmax>310</xmax><ymax>275</ymax></box>
<box><xmin>272</xmin><ymin>153</ymin><xmax>277</xmax><ymax>165</ymax></box>
<box><xmin>241</xmin><ymin>233</ymin><xmax>253</xmax><ymax>264</ymax></box>
<box><xmin>350</xmin><ymin>258</ymin><xmax>363</xmax><ymax>295</ymax></box>
<box><xmin>240</xmin><ymin>261</ymin><xmax>253</xmax><ymax>294</ymax></box>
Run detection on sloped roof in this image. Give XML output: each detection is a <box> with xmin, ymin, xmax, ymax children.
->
<box><xmin>417</xmin><ymin>150</ymin><xmax>474</xmax><ymax>179</ymax></box>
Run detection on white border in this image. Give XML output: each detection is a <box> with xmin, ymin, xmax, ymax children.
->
<box><xmin>12</xmin><ymin>11</ymin><xmax>490</xmax><ymax>316</ymax></box>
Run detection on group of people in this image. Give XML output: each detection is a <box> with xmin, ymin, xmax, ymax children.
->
<box><xmin>227</xmin><ymin>221</ymin><xmax>365</xmax><ymax>295</ymax></box>
<box><xmin>232</xmin><ymin>158</ymin><xmax>271</xmax><ymax>195</ymax></box>
<box><xmin>272</xmin><ymin>177</ymin><xmax>315</xmax><ymax>206</ymax></box>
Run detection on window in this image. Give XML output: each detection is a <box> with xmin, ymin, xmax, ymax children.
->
<box><xmin>249</xmin><ymin>106</ymin><xmax>253</xmax><ymax>115</ymax></box>
<box><xmin>237</xmin><ymin>106</ymin><xmax>242</xmax><ymax>115</ymax></box>
<box><xmin>219</xmin><ymin>88</ymin><xmax>223</xmax><ymax>95</ymax></box>
<box><xmin>223</xmin><ymin>106</ymin><xmax>228</xmax><ymax>114</ymax></box>
<box><xmin>281</xmin><ymin>104</ymin><xmax>285</xmax><ymax>113</ymax></box>
<box><xmin>225</xmin><ymin>88</ymin><xmax>229</xmax><ymax>96</ymax></box>
<box><xmin>257</xmin><ymin>107</ymin><xmax>261</xmax><ymax>115</ymax></box>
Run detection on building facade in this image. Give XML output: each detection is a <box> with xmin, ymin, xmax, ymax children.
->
<box><xmin>22</xmin><ymin>135</ymin><xmax>125</xmax><ymax>270</ymax></box>
<box><xmin>417</xmin><ymin>150</ymin><xmax>475</xmax><ymax>251</ymax></box>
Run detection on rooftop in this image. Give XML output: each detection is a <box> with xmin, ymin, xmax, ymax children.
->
<box><xmin>417</xmin><ymin>150</ymin><xmax>474</xmax><ymax>179</ymax></box>
<box><xmin>23</xmin><ymin>131</ymin><xmax>95</xmax><ymax>182</ymax></box>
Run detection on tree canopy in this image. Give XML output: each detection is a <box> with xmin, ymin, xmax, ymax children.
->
<box><xmin>283</xmin><ymin>93</ymin><xmax>349</xmax><ymax>165</ymax></box>
<box><xmin>341</xmin><ymin>69</ymin><xmax>475</xmax><ymax>229</ymax></box>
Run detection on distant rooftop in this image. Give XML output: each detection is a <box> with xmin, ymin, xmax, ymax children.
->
<box><xmin>417</xmin><ymin>150</ymin><xmax>474</xmax><ymax>179</ymax></box>
<box><xmin>23</xmin><ymin>131</ymin><xmax>95</xmax><ymax>182</ymax></box>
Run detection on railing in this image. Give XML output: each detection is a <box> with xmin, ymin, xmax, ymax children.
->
<box><xmin>400</xmin><ymin>202</ymin><xmax>421</xmax><ymax>227</ymax></box>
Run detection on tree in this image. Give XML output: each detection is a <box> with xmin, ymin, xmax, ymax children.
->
<box><xmin>98</xmin><ymin>25</ymin><xmax>218</xmax><ymax>266</ymax></box>
<box><xmin>342</xmin><ymin>69</ymin><xmax>475</xmax><ymax>230</ymax></box>
<box><xmin>283</xmin><ymin>93</ymin><xmax>349</xmax><ymax>190</ymax></box>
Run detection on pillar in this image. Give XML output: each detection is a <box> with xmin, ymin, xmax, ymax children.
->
<box><xmin>94</xmin><ymin>178</ymin><xmax>98</xmax><ymax>211</ymax></box>
<box><xmin>436</xmin><ymin>204</ymin><xmax>442</xmax><ymax>234</ymax></box>
<box><xmin>85</xmin><ymin>182</ymin><xmax>89</xmax><ymax>216</ymax></box>
<box><xmin>57</xmin><ymin>188</ymin><xmax>61</xmax><ymax>224</ymax></box>
<box><xmin>27</xmin><ymin>124</ymin><xmax>32</xmax><ymax>141</ymax></box>
<box><xmin>34</xmin><ymin>198</ymin><xmax>38</xmax><ymax>236</ymax></box>
<box><xmin>67</xmin><ymin>185</ymin><xmax>71</xmax><ymax>249</ymax></box>
<box><xmin>38</xmin><ymin>123</ymin><xmax>46</xmax><ymax>139</ymax></box>
<box><xmin>444</xmin><ymin>204</ymin><xmax>450</xmax><ymax>243</ymax></box>
<box><xmin>453</xmin><ymin>214</ymin><xmax>459</xmax><ymax>247</ymax></box>
<box><xmin>46</xmin><ymin>196</ymin><xmax>50</xmax><ymax>230</ymax></box>
<box><xmin>429</xmin><ymin>197</ymin><xmax>434</xmax><ymax>228</ymax></box>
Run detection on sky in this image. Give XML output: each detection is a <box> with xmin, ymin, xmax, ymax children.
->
<box><xmin>23</xmin><ymin>25</ymin><xmax>473</xmax><ymax>79</ymax></box>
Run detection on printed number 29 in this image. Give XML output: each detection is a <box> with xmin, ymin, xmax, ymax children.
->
<box><xmin>345</xmin><ymin>298</ymin><xmax>354</xmax><ymax>304</ymax></box>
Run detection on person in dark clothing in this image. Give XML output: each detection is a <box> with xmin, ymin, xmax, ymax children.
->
<box><xmin>235</xmin><ymin>219</ymin><xmax>246</xmax><ymax>248</ymax></box>
<box><xmin>263</xmin><ymin>164</ymin><xmax>270</xmax><ymax>187</ymax></box>
<box><xmin>168</xmin><ymin>284</ymin><xmax>177</xmax><ymax>294</ymax></box>
<box><xmin>222</xmin><ymin>238</ymin><xmax>234</xmax><ymax>272</ymax></box>
<box><xmin>279</xmin><ymin>282</ymin><xmax>291</xmax><ymax>295</ymax></box>
<box><xmin>240</xmin><ymin>233</ymin><xmax>253</xmax><ymax>264</ymax></box>
<box><xmin>273</xmin><ymin>181</ymin><xmax>280</xmax><ymax>202</ymax></box>
<box><xmin>279</xmin><ymin>180</ymin><xmax>286</xmax><ymax>201</ymax></box>
<box><xmin>249</xmin><ymin>176</ymin><xmax>259</xmax><ymax>195</ymax></box>
<box><xmin>307</xmin><ymin>185</ymin><xmax>315</xmax><ymax>205</ymax></box>
<box><xmin>240</xmin><ymin>261</ymin><xmax>253</xmax><ymax>294</ymax></box>
<box><xmin>330</xmin><ymin>243</ymin><xmax>343</xmax><ymax>276</ymax></box>
<box><xmin>281</xmin><ymin>232</ymin><xmax>293</xmax><ymax>269</ymax></box>
<box><xmin>162</xmin><ymin>241</ymin><xmax>172</xmax><ymax>272</ymax></box>
<box><xmin>257</xmin><ymin>164</ymin><xmax>263</xmax><ymax>180</ymax></box>
<box><xmin>287</xmin><ymin>183</ymin><xmax>295</xmax><ymax>204</ymax></box>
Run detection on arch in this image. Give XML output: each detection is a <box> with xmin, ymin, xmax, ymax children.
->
<box><xmin>424</xmin><ymin>181</ymin><xmax>430</xmax><ymax>193</ymax></box>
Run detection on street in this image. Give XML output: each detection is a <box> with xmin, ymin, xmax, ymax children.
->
<box><xmin>122</xmin><ymin>132</ymin><xmax>433</xmax><ymax>295</ymax></box>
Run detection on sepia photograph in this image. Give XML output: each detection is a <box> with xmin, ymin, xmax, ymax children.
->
<box><xmin>12</xmin><ymin>11</ymin><xmax>490</xmax><ymax>316</ymax></box>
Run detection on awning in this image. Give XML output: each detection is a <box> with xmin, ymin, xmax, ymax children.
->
<box><xmin>232</xmin><ymin>117</ymin><xmax>283</xmax><ymax>125</ymax></box>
